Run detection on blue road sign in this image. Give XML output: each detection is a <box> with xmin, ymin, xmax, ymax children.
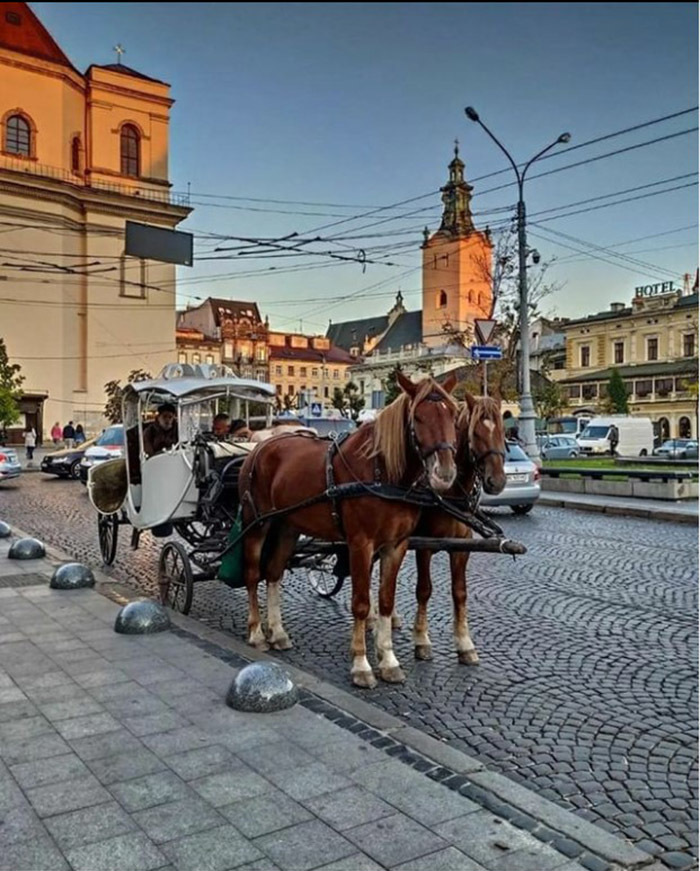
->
<box><xmin>471</xmin><ymin>345</ymin><xmax>503</xmax><ymax>361</ymax></box>
<box><xmin>310</xmin><ymin>402</ymin><xmax>323</xmax><ymax>417</ymax></box>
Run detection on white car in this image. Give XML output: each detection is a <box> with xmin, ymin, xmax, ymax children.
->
<box><xmin>79</xmin><ymin>425</ymin><xmax>125</xmax><ymax>485</ymax></box>
<box><xmin>480</xmin><ymin>441</ymin><xmax>541</xmax><ymax>515</ymax></box>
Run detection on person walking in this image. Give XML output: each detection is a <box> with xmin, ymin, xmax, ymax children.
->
<box><xmin>51</xmin><ymin>421</ymin><xmax>62</xmax><ymax>445</ymax></box>
<box><xmin>62</xmin><ymin>420</ymin><xmax>75</xmax><ymax>449</ymax></box>
<box><xmin>74</xmin><ymin>424</ymin><xmax>86</xmax><ymax>445</ymax></box>
<box><xmin>24</xmin><ymin>427</ymin><xmax>36</xmax><ymax>462</ymax></box>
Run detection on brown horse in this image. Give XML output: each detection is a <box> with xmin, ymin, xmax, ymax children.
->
<box><xmin>411</xmin><ymin>393</ymin><xmax>507</xmax><ymax>664</ymax></box>
<box><xmin>238</xmin><ymin>372</ymin><xmax>458</xmax><ymax>688</ymax></box>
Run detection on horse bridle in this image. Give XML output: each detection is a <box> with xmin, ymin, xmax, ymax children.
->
<box><xmin>407</xmin><ymin>392</ymin><xmax>457</xmax><ymax>469</ymax></box>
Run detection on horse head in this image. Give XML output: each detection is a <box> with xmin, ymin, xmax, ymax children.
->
<box><xmin>459</xmin><ymin>393</ymin><xmax>507</xmax><ymax>495</ymax></box>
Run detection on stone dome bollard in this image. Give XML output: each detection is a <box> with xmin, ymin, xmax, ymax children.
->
<box><xmin>0</xmin><ymin>521</ymin><xmax>11</xmax><ymax>539</ymax></box>
<box><xmin>8</xmin><ymin>537</ymin><xmax>46</xmax><ymax>560</ymax></box>
<box><xmin>226</xmin><ymin>662</ymin><xmax>299</xmax><ymax>713</ymax></box>
<box><xmin>50</xmin><ymin>563</ymin><xmax>96</xmax><ymax>590</ymax></box>
<box><xmin>114</xmin><ymin>599</ymin><xmax>171</xmax><ymax>635</ymax></box>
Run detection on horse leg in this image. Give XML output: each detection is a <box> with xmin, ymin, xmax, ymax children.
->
<box><xmin>243</xmin><ymin>524</ymin><xmax>269</xmax><ymax>651</ymax></box>
<box><xmin>264</xmin><ymin>527</ymin><xmax>299</xmax><ymax>650</ymax></box>
<box><xmin>451</xmin><ymin>552</ymin><xmax>479</xmax><ymax>664</ymax></box>
<box><xmin>375</xmin><ymin>541</ymin><xmax>409</xmax><ymax>683</ymax></box>
<box><xmin>413</xmin><ymin>550</ymin><xmax>433</xmax><ymax>660</ymax></box>
<box><xmin>349</xmin><ymin>542</ymin><xmax>376</xmax><ymax>689</ymax></box>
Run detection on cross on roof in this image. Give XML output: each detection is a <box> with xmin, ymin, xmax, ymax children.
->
<box><xmin>113</xmin><ymin>44</ymin><xmax>125</xmax><ymax>64</ymax></box>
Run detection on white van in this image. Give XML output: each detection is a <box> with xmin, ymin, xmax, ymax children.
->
<box><xmin>578</xmin><ymin>416</ymin><xmax>653</xmax><ymax>457</ymax></box>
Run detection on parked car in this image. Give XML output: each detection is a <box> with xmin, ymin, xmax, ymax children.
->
<box><xmin>539</xmin><ymin>434</ymin><xmax>580</xmax><ymax>460</ymax></box>
<box><xmin>653</xmin><ymin>438</ymin><xmax>699</xmax><ymax>460</ymax></box>
<box><xmin>0</xmin><ymin>446</ymin><xmax>22</xmax><ymax>481</ymax></box>
<box><xmin>79</xmin><ymin>425</ymin><xmax>125</xmax><ymax>485</ymax></box>
<box><xmin>479</xmin><ymin>441</ymin><xmax>541</xmax><ymax>515</ymax></box>
<box><xmin>41</xmin><ymin>438</ymin><xmax>96</xmax><ymax>479</ymax></box>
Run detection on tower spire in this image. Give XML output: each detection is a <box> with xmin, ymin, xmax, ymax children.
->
<box><xmin>439</xmin><ymin>141</ymin><xmax>475</xmax><ymax>236</ymax></box>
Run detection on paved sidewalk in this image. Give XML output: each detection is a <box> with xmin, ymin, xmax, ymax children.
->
<box><xmin>538</xmin><ymin>491</ymin><xmax>698</xmax><ymax>524</ymax></box>
<box><xmin>0</xmin><ymin>534</ymin><xmax>661</xmax><ymax>871</ymax></box>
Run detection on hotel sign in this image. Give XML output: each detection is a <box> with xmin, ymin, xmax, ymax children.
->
<box><xmin>634</xmin><ymin>281</ymin><xmax>676</xmax><ymax>298</ymax></box>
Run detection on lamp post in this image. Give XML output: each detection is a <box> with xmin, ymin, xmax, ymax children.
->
<box><xmin>464</xmin><ymin>106</ymin><xmax>570</xmax><ymax>460</ymax></box>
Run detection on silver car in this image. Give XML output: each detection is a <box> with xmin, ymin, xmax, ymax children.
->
<box><xmin>0</xmin><ymin>446</ymin><xmax>22</xmax><ymax>481</ymax></box>
<box><xmin>480</xmin><ymin>441</ymin><xmax>541</xmax><ymax>515</ymax></box>
<box><xmin>540</xmin><ymin>434</ymin><xmax>580</xmax><ymax>460</ymax></box>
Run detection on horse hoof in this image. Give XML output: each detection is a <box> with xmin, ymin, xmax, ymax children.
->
<box><xmin>458</xmin><ymin>650</ymin><xmax>479</xmax><ymax>665</ymax></box>
<box><xmin>352</xmin><ymin>670</ymin><xmax>377</xmax><ymax>689</ymax></box>
<box><xmin>248</xmin><ymin>638</ymin><xmax>270</xmax><ymax>652</ymax></box>
<box><xmin>391</xmin><ymin>614</ymin><xmax>403</xmax><ymax>630</ymax></box>
<box><xmin>414</xmin><ymin>644</ymin><xmax>433</xmax><ymax>661</ymax></box>
<box><xmin>380</xmin><ymin>666</ymin><xmax>406</xmax><ymax>684</ymax></box>
<box><xmin>269</xmin><ymin>635</ymin><xmax>293</xmax><ymax>651</ymax></box>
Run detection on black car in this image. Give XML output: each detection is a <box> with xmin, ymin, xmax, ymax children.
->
<box><xmin>40</xmin><ymin>439</ymin><xmax>96</xmax><ymax>479</ymax></box>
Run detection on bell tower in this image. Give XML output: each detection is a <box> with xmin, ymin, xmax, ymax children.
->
<box><xmin>421</xmin><ymin>143</ymin><xmax>493</xmax><ymax>348</ymax></box>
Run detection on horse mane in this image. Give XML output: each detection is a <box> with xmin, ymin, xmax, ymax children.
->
<box><xmin>364</xmin><ymin>378</ymin><xmax>457</xmax><ymax>483</ymax></box>
<box><xmin>457</xmin><ymin>396</ymin><xmax>504</xmax><ymax>449</ymax></box>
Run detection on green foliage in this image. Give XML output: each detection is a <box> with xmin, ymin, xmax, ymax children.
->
<box><xmin>603</xmin><ymin>368</ymin><xmax>629</xmax><ymax>414</ymax></box>
<box><xmin>383</xmin><ymin>364</ymin><xmax>403</xmax><ymax>406</ymax></box>
<box><xmin>533</xmin><ymin>379</ymin><xmax>568</xmax><ymax>421</ymax></box>
<box><xmin>332</xmin><ymin>381</ymin><xmax>365</xmax><ymax>421</ymax></box>
<box><xmin>0</xmin><ymin>338</ymin><xmax>23</xmax><ymax>434</ymax></box>
<box><xmin>103</xmin><ymin>369</ymin><xmax>152</xmax><ymax>423</ymax></box>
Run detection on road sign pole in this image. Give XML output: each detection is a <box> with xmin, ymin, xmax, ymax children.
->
<box><xmin>483</xmin><ymin>361</ymin><xmax>488</xmax><ymax>397</ymax></box>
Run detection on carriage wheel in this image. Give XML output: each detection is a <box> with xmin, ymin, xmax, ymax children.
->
<box><xmin>158</xmin><ymin>541</ymin><xmax>194</xmax><ymax>615</ymax></box>
<box><xmin>307</xmin><ymin>553</ymin><xmax>345</xmax><ymax>599</ymax></box>
<box><xmin>98</xmin><ymin>513</ymin><xmax>119</xmax><ymax>566</ymax></box>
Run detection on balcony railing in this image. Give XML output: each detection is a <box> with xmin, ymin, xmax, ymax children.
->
<box><xmin>0</xmin><ymin>156</ymin><xmax>190</xmax><ymax>207</ymax></box>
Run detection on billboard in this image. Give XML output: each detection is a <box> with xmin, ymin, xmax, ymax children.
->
<box><xmin>125</xmin><ymin>221</ymin><xmax>193</xmax><ymax>266</ymax></box>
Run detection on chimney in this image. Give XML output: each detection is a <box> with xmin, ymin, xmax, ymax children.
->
<box><xmin>610</xmin><ymin>302</ymin><xmax>625</xmax><ymax>313</ymax></box>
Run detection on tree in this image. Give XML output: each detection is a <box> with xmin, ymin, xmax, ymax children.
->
<box><xmin>103</xmin><ymin>369</ymin><xmax>152</xmax><ymax>423</ymax></box>
<box><xmin>0</xmin><ymin>338</ymin><xmax>24</xmax><ymax>437</ymax></box>
<box><xmin>383</xmin><ymin>364</ymin><xmax>403</xmax><ymax>406</ymax></box>
<box><xmin>602</xmin><ymin>368</ymin><xmax>629</xmax><ymax>414</ymax></box>
<box><xmin>533</xmin><ymin>380</ymin><xmax>568</xmax><ymax>421</ymax></box>
<box><xmin>343</xmin><ymin>381</ymin><xmax>365</xmax><ymax>421</ymax></box>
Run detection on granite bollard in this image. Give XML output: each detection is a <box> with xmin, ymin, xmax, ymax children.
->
<box><xmin>226</xmin><ymin>662</ymin><xmax>299</xmax><ymax>713</ymax></box>
<box><xmin>114</xmin><ymin>599</ymin><xmax>171</xmax><ymax>634</ymax></box>
<box><xmin>50</xmin><ymin>563</ymin><xmax>96</xmax><ymax>590</ymax></box>
<box><xmin>8</xmin><ymin>537</ymin><xmax>46</xmax><ymax>559</ymax></box>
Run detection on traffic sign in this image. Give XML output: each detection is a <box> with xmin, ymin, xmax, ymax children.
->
<box><xmin>310</xmin><ymin>402</ymin><xmax>322</xmax><ymax>417</ymax></box>
<box><xmin>471</xmin><ymin>345</ymin><xmax>503</xmax><ymax>361</ymax></box>
<box><xmin>474</xmin><ymin>318</ymin><xmax>497</xmax><ymax>345</ymax></box>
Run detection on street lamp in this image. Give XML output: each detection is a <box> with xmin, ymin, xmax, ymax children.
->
<box><xmin>464</xmin><ymin>106</ymin><xmax>570</xmax><ymax>460</ymax></box>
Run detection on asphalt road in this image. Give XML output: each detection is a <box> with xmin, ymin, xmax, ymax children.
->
<box><xmin>1</xmin><ymin>472</ymin><xmax>697</xmax><ymax>870</ymax></box>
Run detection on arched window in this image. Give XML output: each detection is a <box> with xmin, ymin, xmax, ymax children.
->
<box><xmin>658</xmin><ymin>417</ymin><xmax>670</xmax><ymax>441</ymax></box>
<box><xmin>71</xmin><ymin>136</ymin><xmax>81</xmax><ymax>173</ymax></box>
<box><xmin>679</xmin><ymin>416</ymin><xmax>692</xmax><ymax>438</ymax></box>
<box><xmin>120</xmin><ymin>124</ymin><xmax>140</xmax><ymax>177</ymax></box>
<box><xmin>5</xmin><ymin>114</ymin><xmax>31</xmax><ymax>156</ymax></box>
<box><xmin>436</xmin><ymin>290</ymin><xmax>447</xmax><ymax>309</ymax></box>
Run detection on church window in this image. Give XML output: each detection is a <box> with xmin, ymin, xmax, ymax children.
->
<box><xmin>71</xmin><ymin>136</ymin><xmax>81</xmax><ymax>173</ymax></box>
<box><xmin>5</xmin><ymin>114</ymin><xmax>31</xmax><ymax>156</ymax></box>
<box><xmin>120</xmin><ymin>124</ymin><xmax>140</xmax><ymax>177</ymax></box>
<box><xmin>436</xmin><ymin>290</ymin><xmax>447</xmax><ymax>309</ymax></box>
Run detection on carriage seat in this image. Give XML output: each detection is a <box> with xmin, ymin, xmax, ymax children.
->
<box><xmin>207</xmin><ymin>441</ymin><xmax>254</xmax><ymax>460</ymax></box>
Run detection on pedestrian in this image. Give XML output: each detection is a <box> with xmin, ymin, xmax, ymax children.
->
<box><xmin>609</xmin><ymin>424</ymin><xmax>619</xmax><ymax>456</ymax></box>
<box><xmin>51</xmin><ymin>421</ymin><xmax>62</xmax><ymax>445</ymax></box>
<box><xmin>74</xmin><ymin>424</ymin><xmax>86</xmax><ymax>445</ymax></box>
<box><xmin>24</xmin><ymin>427</ymin><xmax>36</xmax><ymax>461</ymax></box>
<box><xmin>62</xmin><ymin>420</ymin><xmax>75</xmax><ymax>449</ymax></box>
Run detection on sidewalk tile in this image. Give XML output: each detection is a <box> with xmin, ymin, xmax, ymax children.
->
<box><xmin>308</xmin><ymin>738</ymin><xmax>386</xmax><ymax>773</ymax></box>
<box><xmin>122</xmin><ymin>710</ymin><xmax>191</xmax><ymax>737</ymax></box>
<box><xmin>54</xmin><ymin>711</ymin><xmax>121</xmax><ymax>740</ymax></box>
<box><xmin>65</xmin><ymin>831</ymin><xmax>166</xmax><ymax>871</ymax></box>
<box><xmin>191</xmin><ymin>767</ymin><xmax>273</xmax><ymax>806</ymax></box>
<box><xmin>25</xmin><ymin>773</ymin><xmax>111</xmax><ymax>817</ymax></box>
<box><xmin>219</xmin><ymin>789</ymin><xmax>313</xmax><ymax>839</ymax></box>
<box><xmin>264</xmin><ymin>761</ymin><xmax>353</xmax><ymax>802</ymax></box>
<box><xmin>87</xmin><ymin>746</ymin><xmax>167</xmax><ymax>785</ymax></box>
<box><xmin>303</xmin><ymin>786</ymin><xmax>395</xmax><ymax>831</ymax></box>
<box><xmin>12</xmin><ymin>670</ymin><xmax>74</xmax><ymax>692</ymax></box>
<box><xmin>74</xmin><ymin>669</ymin><xmax>131</xmax><ymax>689</ymax></box>
<box><xmin>487</xmin><ymin>845</ymin><xmax>573</xmax><ymax>871</ymax></box>
<box><xmin>344</xmin><ymin>813</ymin><xmax>448</xmax><ymax>868</ymax></box>
<box><xmin>163</xmin><ymin>744</ymin><xmax>241</xmax><ymax>781</ymax></box>
<box><xmin>0</xmin><ymin>714</ymin><xmax>52</xmax><ymax>742</ymax></box>
<box><xmin>69</xmin><ymin>726</ymin><xmax>142</xmax><ymax>760</ymax></box>
<box><xmin>0</xmin><ymin>774</ymin><xmax>26</xmax><ymax>812</ymax></box>
<box><xmin>309</xmin><ymin>856</ymin><xmax>384</xmax><ymax>871</ymax></box>
<box><xmin>109</xmin><ymin>770</ymin><xmax>195</xmax><ymax>812</ymax></box>
<box><xmin>0</xmin><ymin>838</ymin><xmax>69</xmax><ymax>871</ymax></box>
<box><xmin>393</xmin><ymin>847</ymin><xmax>486</xmax><ymax>871</ymax></box>
<box><xmin>254</xmin><ymin>819</ymin><xmax>356</xmax><ymax>871</ymax></box>
<box><xmin>44</xmin><ymin>800</ymin><xmax>137</xmax><ymax>850</ymax></box>
<box><xmin>23</xmin><ymin>681</ymin><xmax>87</xmax><ymax>705</ymax></box>
<box><xmin>0</xmin><ymin>803</ymin><xmax>48</xmax><ymax>846</ymax></box>
<box><xmin>10</xmin><ymin>752</ymin><xmax>91</xmax><ymax>789</ymax></box>
<box><xmin>142</xmin><ymin>725</ymin><xmax>220</xmax><ymax>757</ymax></box>
<box><xmin>133</xmin><ymin>795</ymin><xmax>225</xmax><ymax>843</ymax></box>
<box><xmin>0</xmin><ymin>700</ymin><xmax>38</xmax><ymax>724</ymax></box>
<box><xmin>434</xmin><ymin>810</ymin><xmax>546</xmax><ymax>868</ymax></box>
<box><xmin>39</xmin><ymin>696</ymin><xmax>104</xmax><ymax>722</ymax></box>
<box><xmin>0</xmin><ymin>732</ymin><xmax>71</xmax><ymax>765</ymax></box>
<box><xmin>236</xmin><ymin>740</ymin><xmax>315</xmax><ymax>776</ymax></box>
<box><xmin>103</xmin><ymin>693</ymin><xmax>170</xmax><ymax>719</ymax></box>
<box><xmin>160</xmin><ymin>824</ymin><xmax>263</xmax><ymax>870</ymax></box>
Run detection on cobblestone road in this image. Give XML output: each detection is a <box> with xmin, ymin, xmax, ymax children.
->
<box><xmin>1</xmin><ymin>474</ymin><xmax>697</xmax><ymax>870</ymax></box>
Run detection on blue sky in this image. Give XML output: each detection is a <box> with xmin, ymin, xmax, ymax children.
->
<box><xmin>34</xmin><ymin>2</ymin><xmax>698</xmax><ymax>334</ymax></box>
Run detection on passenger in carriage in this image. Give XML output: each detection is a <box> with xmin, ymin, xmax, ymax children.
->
<box><xmin>229</xmin><ymin>418</ymin><xmax>253</xmax><ymax>441</ymax></box>
<box><xmin>143</xmin><ymin>403</ymin><xmax>179</xmax><ymax>458</ymax></box>
<box><xmin>212</xmin><ymin>413</ymin><xmax>230</xmax><ymax>439</ymax></box>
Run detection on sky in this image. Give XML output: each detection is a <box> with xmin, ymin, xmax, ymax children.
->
<box><xmin>33</xmin><ymin>2</ymin><xmax>699</xmax><ymax>335</ymax></box>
